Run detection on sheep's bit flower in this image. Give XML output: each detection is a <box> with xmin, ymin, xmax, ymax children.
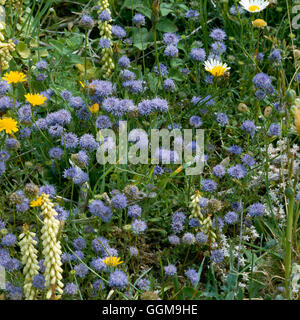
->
<box><xmin>25</xmin><ymin>93</ymin><xmax>47</xmax><ymax>106</ymax></box>
<box><xmin>0</xmin><ymin>117</ymin><xmax>18</xmax><ymax>135</ymax></box>
<box><xmin>2</xmin><ymin>70</ymin><xmax>27</xmax><ymax>84</ymax></box>
<box><xmin>204</xmin><ymin>59</ymin><xmax>230</xmax><ymax>77</ymax></box>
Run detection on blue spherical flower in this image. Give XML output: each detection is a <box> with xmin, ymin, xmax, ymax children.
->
<box><xmin>182</xmin><ymin>232</ymin><xmax>195</xmax><ymax>244</ymax></box>
<box><xmin>118</xmin><ymin>55</ymin><xmax>130</xmax><ymax>68</ymax></box>
<box><xmin>164</xmin><ymin>264</ymin><xmax>177</xmax><ymax>276</ymax></box>
<box><xmin>99</xmin><ymin>37</ymin><xmax>111</xmax><ymax>48</ymax></box>
<box><xmin>73</xmin><ymin>238</ymin><xmax>86</xmax><ymax>250</ymax></box>
<box><xmin>79</xmin><ymin>134</ymin><xmax>98</xmax><ymax>151</ymax></box>
<box><xmin>269</xmin><ymin>49</ymin><xmax>281</xmax><ymax>62</ymax></box>
<box><xmin>164</xmin><ymin>44</ymin><xmax>178</xmax><ymax>57</ymax></box>
<box><xmin>127</xmin><ymin>205</ymin><xmax>142</xmax><ymax>219</ymax></box>
<box><xmin>99</xmin><ymin>9</ymin><xmax>111</xmax><ymax>22</ymax></box>
<box><xmin>201</xmin><ymin>179</ymin><xmax>217</xmax><ymax>192</ymax></box>
<box><xmin>96</xmin><ymin>115</ymin><xmax>112</xmax><ymax>129</ymax></box>
<box><xmin>185</xmin><ymin>9</ymin><xmax>199</xmax><ymax>19</ymax></box>
<box><xmin>216</xmin><ymin>113</ymin><xmax>229</xmax><ymax>126</ymax></box>
<box><xmin>80</xmin><ymin>14</ymin><xmax>94</xmax><ymax>28</ymax></box>
<box><xmin>189</xmin><ymin>115</ymin><xmax>202</xmax><ymax>128</ymax></box>
<box><xmin>137</xmin><ymin>278</ymin><xmax>150</xmax><ymax>291</ymax></box>
<box><xmin>241</xmin><ymin>120</ymin><xmax>256</xmax><ymax>136</ymax></box>
<box><xmin>212</xmin><ymin>164</ymin><xmax>226</xmax><ymax>178</ymax></box>
<box><xmin>49</xmin><ymin>147</ymin><xmax>64</xmax><ymax>160</ymax></box>
<box><xmin>190</xmin><ymin>47</ymin><xmax>206</xmax><ymax>61</ymax></box>
<box><xmin>109</xmin><ymin>269</ymin><xmax>128</xmax><ymax>289</ymax></box>
<box><xmin>248</xmin><ymin>203</ymin><xmax>264</xmax><ymax>217</ymax></box>
<box><xmin>64</xmin><ymin>283</ymin><xmax>78</xmax><ymax>295</ymax></box>
<box><xmin>252</xmin><ymin>73</ymin><xmax>271</xmax><ymax>89</ymax></box>
<box><xmin>228</xmin><ymin>145</ymin><xmax>243</xmax><ymax>155</ymax></box>
<box><xmin>74</xmin><ymin>263</ymin><xmax>89</xmax><ymax>278</ymax></box>
<box><xmin>132</xmin><ymin>219</ymin><xmax>147</xmax><ymax>235</ymax></box>
<box><xmin>2</xmin><ymin>233</ymin><xmax>17</xmax><ymax>247</ymax></box>
<box><xmin>111</xmin><ymin>193</ymin><xmax>127</xmax><ymax>209</ymax></box>
<box><xmin>36</xmin><ymin>60</ymin><xmax>48</xmax><ymax>70</ymax></box>
<box><xmin>241</xmin><ymin>154</ymin><xmax>255</xmax><ymax>167</ymax></box>
<box><xmin>211</xmin><ymin>41</ymin><xmax>226</xmax><ymax>55</ymax></box>
<box><xmin>268</xmin><ymin>123</ymin><xmax>281</xmax><ymax>137</ymax></box>
<box><xmin>163</xmin><ymin>33</ymin><xmax>180</xmax><ymax>45</ymax></box>
<box><xmin>129</xmin><ymin>246</ymin><xmax>138</xmax><ymax>256</ymax></box>
<box><xmin>153</xmin><ymin>63</ymin><xmax>168</xmax><ymax>77</ymax></box>
<box><xmin>39</xmin><ymin>185</ymin><xmax>56</xmax><ymax>197</ymax></box>
<box><xmin>111</xmin><ymin>25</ymin><xmax>126</xmax><ymax>38</ymax></box>
<box><xmin>211</xmin><ymin>249</ymin><xmax>224</xmax><ymax>263</ymax></box>
<box><xmin>168</xmin><ymin>234</ymin><xmax>180</xmax><ymax>245</ymax></box>
<box><xmin>224</xmin><ymin>211</ymin><xmax>239</xmax><ymax>224</ymax></box>
<box><xmin>228</xmin><ymin>164</ymin><xmax>247</xmax><ymax>179</ymax></box>
<box><xmin>196</xmin><ymin>232</ymin><xmax>208</xmax><ymax>244</ymax></box>
<box><xmin>185</xmin><ymin>268</ymin><xmax>199</xmax><ymax>286</ymax></box>
<box><xmin>210</xmin><ymin>28</ymin><xmax>226</xmax><ymax>41</ymax></box>
<box><xmin>61</xmin><ymin>132</ymin><xmax>78</xmax><ymax>149</ymax></box>
<box><xmin>32</xmin><ymin>274</ymin><xmax>45</xmax><ymax>290</ymax></box>
<box><xmin>132</xmin><ymin>13</ymin><xmax>145</xmax><ymax>26</ymax></box>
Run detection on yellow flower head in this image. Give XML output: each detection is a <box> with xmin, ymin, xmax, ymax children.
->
<box><xmin>25</xmin><ymin>93</ymin><xmax>47</xmax><ymax>106</ymax></box>
<box><xmin>2</xmin><ymin>71</ymin><xmax>27</xmax><ymax>84</ymax></box>
<box><xmin>30</xmin><ymin>196</ymin><xmax>43</xmax><ymax>207</ymax></box>
<box><xmin>295</xmin><ymin>108</ymin><xmax>300</xmax><ymax>137</ymax></box>
<box><xmin>102</xmin><ymin>256</ymin><xmax>124</xmax><ymax>267</ymax></box>
<box><xmin>89</xmin><ymin>103</ymin><xmax>99</xmax><ymax>114</ymax></box>
<box><xmin>252</xmin><ymin>19</ymin><xmax>267</xmax><ymax>28</ymax></box>
<box><xmin>0</xmin><ymin>117</ymin><xmax>18</xmax><ymax>135</ymax></box>
<box><xmin>204</xmin><ymin>59</ymin><xmax>230</xmax><ymax>78</ymax></box>
<box><xmin>239</xmin><ymin>0</ymin><xmax>269</xmax><ymax>13</ymax></box>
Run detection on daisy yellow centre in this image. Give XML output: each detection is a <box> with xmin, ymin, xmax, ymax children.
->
<box><xmin>0</xmin><ymin>117</ymin><xmax>18</xmax><ymax>135</ymax></box>
<box><xmin>25</xmin><ymin>93</ymin><xmax>47</xmax><ymax>106</ymax></box>
<box><xmin>248</xmin><ymin>5</ymin><xmax>260</xmax><ymax>12</ymax></box>
<box><xmin>102</xmin><ymin>256</ymin><xmax>124</xmax><ymax>267</ymax></box>
<box><xmin>209</xmin><ymin>65</ymin><xmax>227</xmax><ymax>77</ymax></box>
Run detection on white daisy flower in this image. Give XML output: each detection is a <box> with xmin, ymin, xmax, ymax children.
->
<box><xmin>239</xmin><ymin>0</ymin><xmax>269</xmax><ymax>13</ymax></box>
<box><xmin>204</xmin><ymin>59</ymin><xmax>230</xmax><ymax>77</ymax></box>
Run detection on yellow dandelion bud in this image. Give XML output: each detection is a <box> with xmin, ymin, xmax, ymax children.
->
<box><xmin>252</xmin><ymin>19</ymin><xmax>267</xmax><ymax>28</ymax></box>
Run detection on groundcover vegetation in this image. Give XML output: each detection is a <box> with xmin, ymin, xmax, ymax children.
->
<box><xmin>0</xmin><ymin>0</ymin><xmax>300</xmax><ymax>301</ymax></box>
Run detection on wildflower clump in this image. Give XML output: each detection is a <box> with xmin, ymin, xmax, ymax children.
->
<box><xmin>40</xmin><ymin>193</ymin><xmax>64</xmax><ymax>299</ymax></box>
<box><xmin>19</xmin><ymin>224</ymin><xmax>39</xmax><ymax>300</ymax></box>
<box><xmin>96</xmin><ymin>0</ymin><xmax>114</xmax><ymax>77</ymax></box>
<box><xmin>0</xmin><ymin>5</ymin><xmax>15</xmax><ymax>70</ymax></box>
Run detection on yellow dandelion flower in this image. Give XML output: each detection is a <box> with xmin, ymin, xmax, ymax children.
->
<box><xmin>252</xmin><ymin>19</ymin><xmax>267</xmax><ymax>28</ymax></box>
<box><xmin>30</xmin><ymin>196</ymin><xmax>43</xmax><ymax>207</ymax></box>
<box><xmin>239</xmin><ymin>0</ymin><xmax>269</xmax><ymax>13</ymax></box>
<box><xmin>295</xmin><ymin>108</ymin><xmax>300</xmax><ymax>137</ymax></box>
<box><xmin>0</xmin><ymin>117</ymin><xmax>18</xmax><ymax>135</ymax></box>
<box><xmin>2</xmin><ymin>71</ymin><xmax>27</xmax><ymax>84</ymax></box>
<box><xmin>102</xmin><ymin>256</ymin><xmax>124</xmax><ymax>267</ymax></box>
<box><xmin>89</xmin><ymin>103</ymin><xmax>99</xmax><ymax>114</ymax></box>
<box><xmin>25</xmin><ymin>93</ymin><xmax>47</xmax><ymax>106</ymax></box>
<box><xmin>204</xmin><ymin>59</ymin><xmax>230</xmax><ymax>78</ymax></box>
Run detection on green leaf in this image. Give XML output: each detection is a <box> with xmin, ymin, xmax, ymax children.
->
<box><xmin>157</xmin><ymin>18</ymin><xmax>178</xmax><ymax>33</ymax></box>
<box><xmin>160</xmin><ymin>3</ymin><xmax>173</xmax><ymax>16</ymax></box>
<box><xmin>16</xmin><ymin>41</ymin><xmax>31</xmax><ymax>59</ymax></box>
